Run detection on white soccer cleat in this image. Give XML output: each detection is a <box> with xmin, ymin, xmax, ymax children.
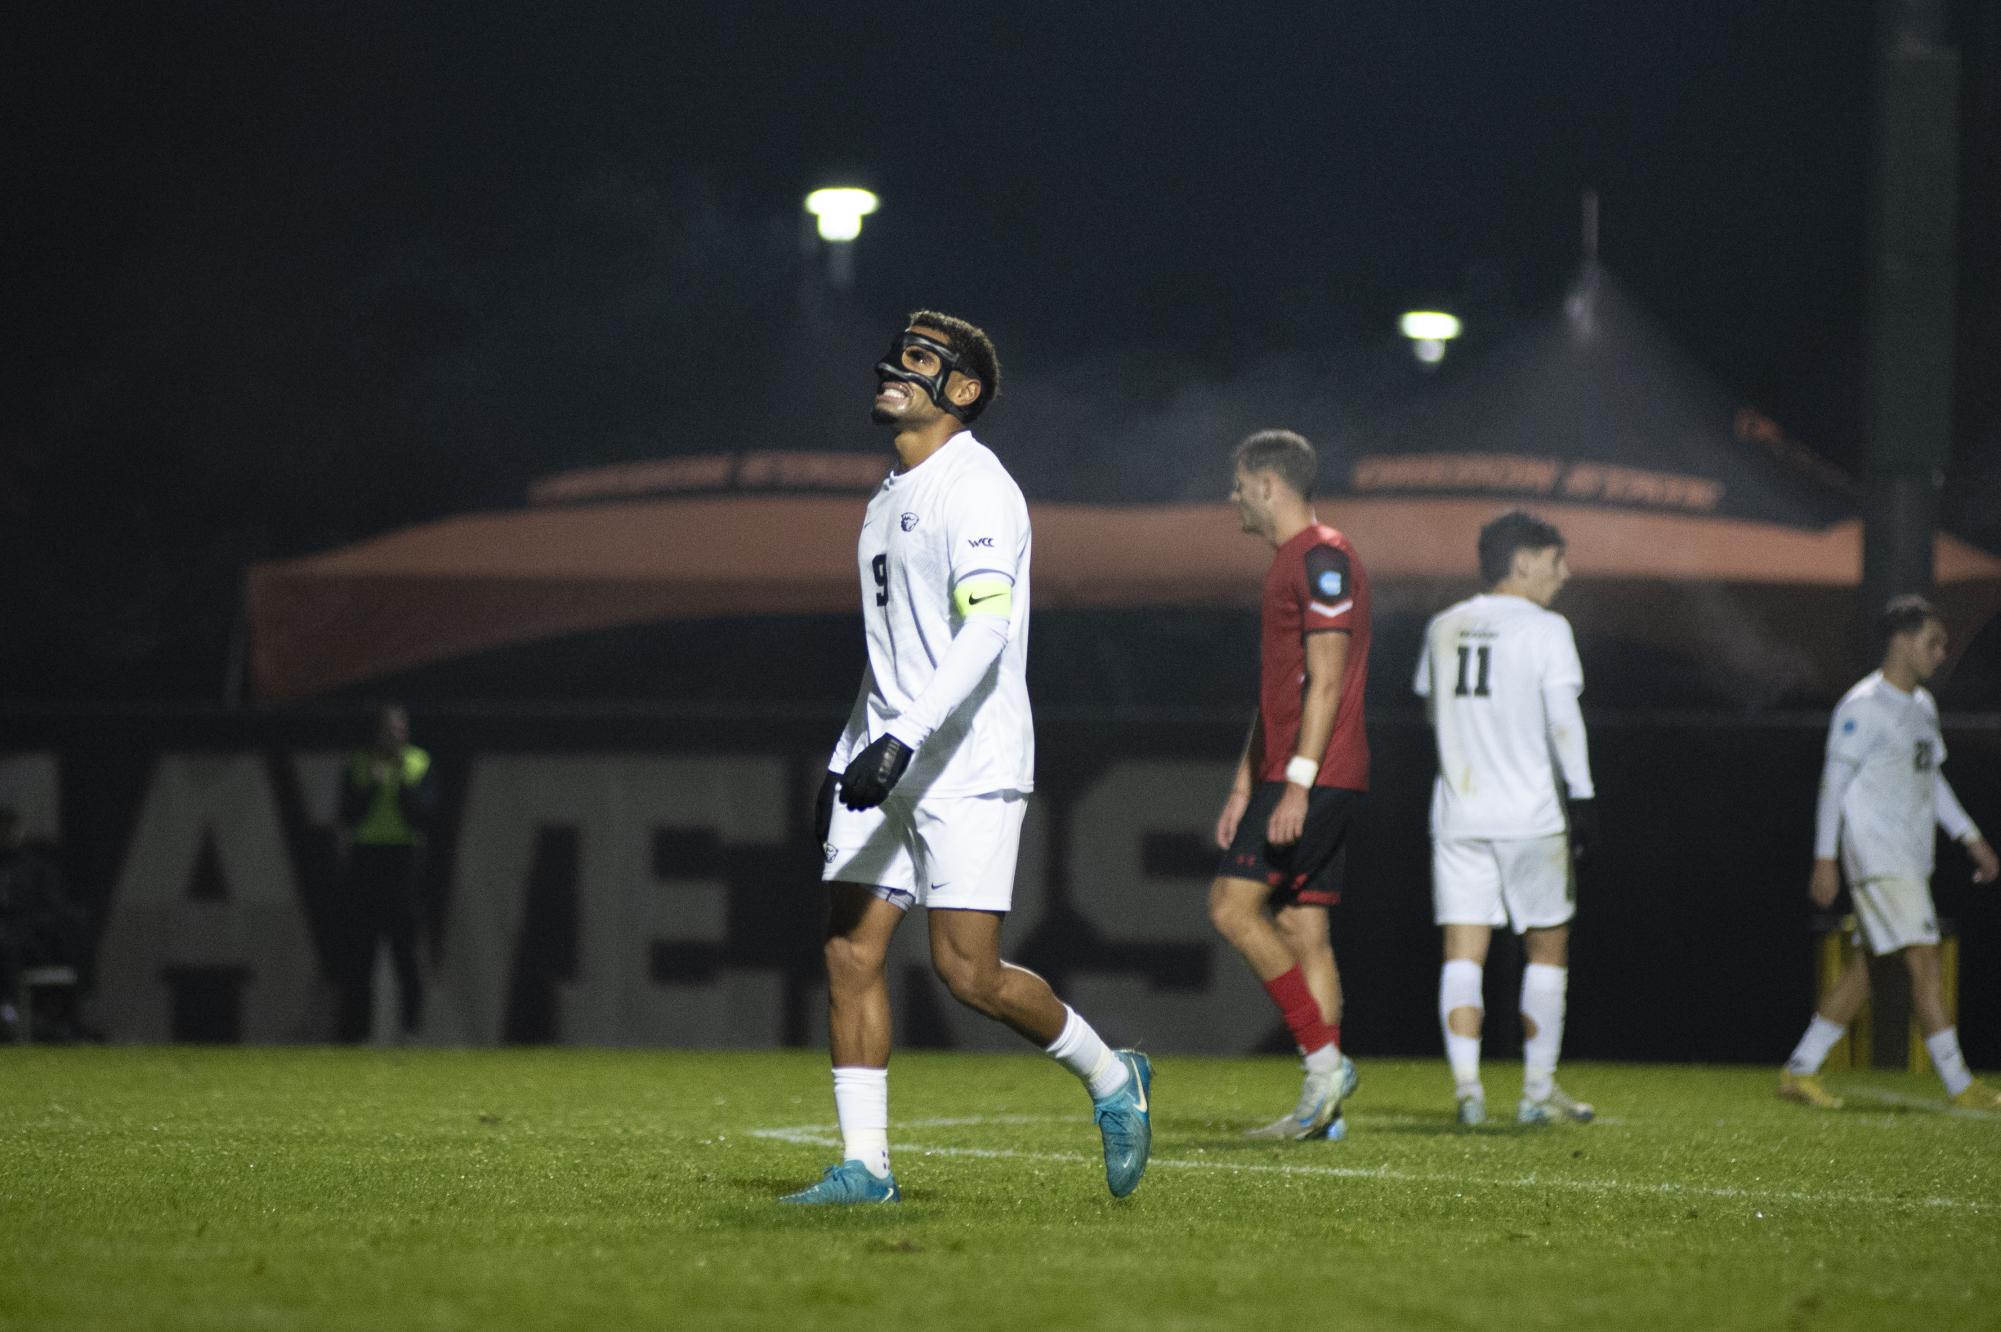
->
<box><xmin>1245</xmin><ymin>1053</ymin><xmax>1357</xmax><ymax>1140</ymax></box>
<box><xmin>1518</xmin><ymin>1083</ymin><xmax>1594</xmax><ymax>1125</ymax></box>
<box><xmin>1456</xmin><ymin>1093</ymin><xmax>1487</xmax><ymax>1127</ymax></box>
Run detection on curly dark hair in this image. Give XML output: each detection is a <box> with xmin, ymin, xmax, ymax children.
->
<box><xmin>907</xmin><ymin>310</ymin><xmax>1001</xmax><ymax>422</ymax></box>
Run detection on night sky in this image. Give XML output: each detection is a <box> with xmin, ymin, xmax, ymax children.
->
<box><xmin>5</xmin><ymin>2</ymin><xmax>1997</xmax><ymax>697</ymax></box>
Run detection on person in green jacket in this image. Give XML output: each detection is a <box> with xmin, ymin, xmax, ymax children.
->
<box><xmin>337</xmin><ymin>703</ymin><xmax>436</xmax><ymax>1041</ymax></box>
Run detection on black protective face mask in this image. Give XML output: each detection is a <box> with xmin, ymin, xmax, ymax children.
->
<box><xmin>875</xmin><ymin>330</ymin><xmax>973</xmax><ymax>421</ymax></box>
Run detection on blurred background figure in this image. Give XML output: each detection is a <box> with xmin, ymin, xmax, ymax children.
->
<box><xmin>1780</xmin><ymin>597</ymin><xmax>2001</xmax><ymax>1110</ymax></box>
<box><xmin>0</xmin><ymin>806</ymin><xmax>88</xmax><ymax>1042</ymax></box>
<box><xmin>336</xmin><ymin>704</ymin><xmax>436</xmax><ymax>1043</ymax></box>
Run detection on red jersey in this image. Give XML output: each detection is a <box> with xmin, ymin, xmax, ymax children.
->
<box><xmin>1251</xmin><ymin>523</ymin><xmax>1370</xmax><ymax>790</ymax></box>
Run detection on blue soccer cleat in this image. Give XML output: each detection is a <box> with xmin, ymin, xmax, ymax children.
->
<box><xmin>778</xmin><ymin>1160</ymin><xmax>902</xmax><ymax>1205</ymax></box>
<box><xmin>1093</xmin><ymin>1049</ymin><xmax>1153</xmax><ymax>1198</ymax></box>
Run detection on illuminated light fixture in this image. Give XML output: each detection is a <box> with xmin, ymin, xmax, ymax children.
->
<box><xmin>1398</xmin><ymin>310</ymin><xmax>1463</xmax><ymax>341</ymax></box>
<box><xmin>1398</xmin><ymin>310</ymin><xmax>1463</xmax><ymax>366</ymax></box>
<box><xmin>804</xmin><ymin>187</ymin><xmax>880</xmax><ymax>242</ymax></box>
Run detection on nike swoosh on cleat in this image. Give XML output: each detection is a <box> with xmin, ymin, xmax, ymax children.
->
<box><xmin>1130</xmin><ymin>1064</ymin><xmax>1147</xmax><ymax>1112</ymax></box>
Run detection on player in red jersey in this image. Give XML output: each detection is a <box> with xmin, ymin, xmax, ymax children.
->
<box><xmin>1209</xmin><ymin>429</ymin><xmax>1369</xmax><ymax>1140</ymax></box>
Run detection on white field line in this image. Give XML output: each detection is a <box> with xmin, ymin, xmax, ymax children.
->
<box><xmin>750</xmin><ymin>1116</ymin><xmax>1985</xmax><ymax>1213</ymax></box>
<box><xmin>1838</xmin><ymin>1084</ymin><xmax>2001</xmax><ymax>1123</ymax></box>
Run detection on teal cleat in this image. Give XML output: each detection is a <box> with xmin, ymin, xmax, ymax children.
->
<box><xmin>778</xmin><ymin>1160</ymin><xmax>901</xmax><ymax>1205</ymax></box>
<box><xmin>1093</xmin><ymin>1049</ymin><xmax>1153</xmax><ymax>1198</ymax></box>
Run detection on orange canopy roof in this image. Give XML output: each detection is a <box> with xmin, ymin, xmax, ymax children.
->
<box><xmin>246</xmin><ymin>494</ymin><xmax>2001</xmax><ymax>701</ymax></box>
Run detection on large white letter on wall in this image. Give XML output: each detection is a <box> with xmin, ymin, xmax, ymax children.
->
<box><xmin>96</xmin><ymin>754</ymin><xmax>325</xmax><ymax>1041</ymax></box>
<box><xmin>438</xmin><ymin>755</ymin><xmax>788</xmax><ymax>1046</ymax></box>
<box><xmin>1065</xmin><ymin>760</ymin><xmax>1273</xmax><ymax>1054</ymax></box>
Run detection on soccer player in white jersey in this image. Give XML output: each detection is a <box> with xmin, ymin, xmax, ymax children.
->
<box><xmin>781</xmin><ymin>311</ymin><xmax>1151</xmax><ymax>1205</ymax></box>
<box><xmin>1414</xmin><ymin>510</ymin><xmax>1597</xmax><ymax>1127</ymax></box>
<box><xmin>1778</xmin><ymin>595</ymin><xmax>2001</xmax><ymax>1110</ymax></box>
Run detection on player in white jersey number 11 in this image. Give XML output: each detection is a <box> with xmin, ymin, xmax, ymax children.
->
<box><xmin>1414</xmin><ymin>510</ymin><xmax>1598</xmax><ymax>1128</ymax></box>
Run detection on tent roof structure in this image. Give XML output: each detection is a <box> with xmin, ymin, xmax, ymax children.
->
<box><xmin>246</xmin><ymin>266</ymin><xmax>2001</xmax><ymax>702</ymax></box>
<box><xmin>247</xmin><ymin>483</ymin><xmax>2001</xmax><ymax>701</ymax></box>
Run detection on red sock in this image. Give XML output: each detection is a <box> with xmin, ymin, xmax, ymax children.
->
<box><xmin>1329</xmin><ymin>1023</ymin><xmax>1342</xmax><ymax>1051</ymax></box>
<box><xmin>1263</xmin><ymin>966</ymin><xmax>1336</xmax><ymax>1055</ymax></box>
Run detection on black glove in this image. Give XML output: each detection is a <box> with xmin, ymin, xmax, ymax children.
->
<box><xmin>1566</xmin><ymin>797</ymin><xmax>1599</xmax><ymax>865</ymax></box>
<box><xmin>814</xmin><ymin>770</ymin><xmax>839</xmax><ymax>844</ymax></box>
<box><xmin>841</xmin><ymin>734</ymin><xmax>914</xmax><ymax>810</ymax></box>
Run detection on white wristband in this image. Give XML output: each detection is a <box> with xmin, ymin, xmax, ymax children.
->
<box><xmin>1285</xmin><ymin>757</ymin><xmax>1320</xmax><ymax>789</ymax></box>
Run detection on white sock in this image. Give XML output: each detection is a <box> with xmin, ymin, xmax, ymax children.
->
<box><xmin>1045</xmin><ymin>1004</ymin><xmax>1130</xmax><ymax>1100</ymax></box>
<box><xmin>1440</xmin><ymin>959</ymin><xmax>1484</xmax><ymax>1097</ymax></box>
<box><xmin>1303</xmin><ymin>1042</ymin><xmax>1339</xmax><ymax>1075</ymax></box>
<box><xmin>1924</xmin><ymin>1027</ymin><xmax>1974</xmax><ymax>1097</ymax></box>
<box><xmin>832</xmin><ymin>1066</ymin><xmax>890</xmax><ymax>1178</ymax></box>
<box><xmin>1520</xmin><ymin>963</ymin><xmax>1567</xmax><ymax>1103</ymax></box>
<box><xmin>1785</xmin><ymin>1015</ymin><xmax>1847</xmax><ymax>1076</ymax></box>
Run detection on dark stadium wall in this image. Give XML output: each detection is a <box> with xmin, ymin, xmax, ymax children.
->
<box><xmin>333</xmin><ymin>606</ymin><xmax>1841</xmax><ymax>716</ymax></box>
<box><xmin>5</xmin><ymin>709</ymin><xmax>1998</xmax><ymax>1064</ymax></box>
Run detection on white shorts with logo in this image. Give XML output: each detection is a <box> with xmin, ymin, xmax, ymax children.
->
<box><xmin>1849</xmin><ymin>876</ymin><xmax>1940</xmax><ymax>956</ymax></box>
<box><xmin>1432</xmin><ymin>833</ymin><xmax>1575</xmax><ymax>932</ymax></box>
<box><xmin>822</xmin><ymin>790</ymin><xmax>1027</xmax><ymax>913</ymax></box>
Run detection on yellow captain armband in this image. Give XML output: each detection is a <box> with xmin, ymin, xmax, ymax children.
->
<box><xmin>953</xmin><ymin>575</ymin><xmax>1014</xmax><ymax>618</ymax></box>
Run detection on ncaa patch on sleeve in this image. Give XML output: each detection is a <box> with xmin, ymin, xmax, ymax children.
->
<box><xmin>1302</xmin><ymin>544</ymin><xmax>1352</xmax><ymax>611</ymax></box>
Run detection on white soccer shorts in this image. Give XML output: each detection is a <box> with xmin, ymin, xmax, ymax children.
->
<box><xmin>1432</xmin><ymin>833</ymin><xmax>1575</xmax><ymax>932</ymax></box>
<box><xmin>822</xmin><ymin>790</ymin><xmax>1027</xmax><ymax>913</ymax></box>
<box><xmin>1849</xmin><ymin>875</ymin><xmax>1941</xmax><ymax>956</ymax></box>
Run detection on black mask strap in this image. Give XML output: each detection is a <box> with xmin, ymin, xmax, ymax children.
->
<box><xmin>875</xmin><ymin>331</ymin><xmax>975</xmax><ymax>421</ymax></box>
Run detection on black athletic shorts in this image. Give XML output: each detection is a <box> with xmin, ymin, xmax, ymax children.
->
<box><xmin>1216</xmin><ymin>783</ymin><xmax>1364</xmax><ymax>907</ymax></box>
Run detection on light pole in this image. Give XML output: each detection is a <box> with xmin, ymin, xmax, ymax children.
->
<box><xmin>1398</xmin><ymin>310</ymin><xmax>1463</xmax><ymax>366</ymax></box>
<box><xmin>804</xmin><ymin>187</ymin><xmax>880</xmax><ymax>291</ymax></box>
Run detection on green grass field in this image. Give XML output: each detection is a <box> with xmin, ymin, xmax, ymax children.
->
<box><xmin>1</xmin><ymin>1048</ymin><xmax>1995</xmax><ymax>1331</ymax></box>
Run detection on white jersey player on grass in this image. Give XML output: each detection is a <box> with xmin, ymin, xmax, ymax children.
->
<box><xmin>780</xmin><ymin>311</ymin><xmax>1151</xmax><ymax>1206</ymax></box>
<box><xmin>1414</xmin><ymin>510</ymin><xmax>1597</xmax><ymax>1127</ymax></box>
<box><xmin>1779</xmin><ymin>595</ymin><xmax>2001</xmax><ymax>1111</ymax></box>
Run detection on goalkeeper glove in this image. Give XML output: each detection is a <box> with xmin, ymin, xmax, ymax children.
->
<box><xmin>841</xmin><ymin>734</ymin><xmax>914</xmax><ymax>810</ymax></box>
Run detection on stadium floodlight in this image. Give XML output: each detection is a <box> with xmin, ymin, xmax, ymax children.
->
<box><xmin>804</xmin><ymin>187</ymin><xmax>880</xmax><ymax>242</ymax></box>
<box><xmin>1398</xmin><ymin>310</ymin><xmax>1463</xmax><ymax>365</ymax></box>
<box><xmin>1398</xmin><ymin>310</ymin><xmax>1462</xmax><ymax>341</ymax></box>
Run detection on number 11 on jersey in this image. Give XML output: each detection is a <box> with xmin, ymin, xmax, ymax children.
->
<box><xmin>1455</xmin><ymin>644</ymin><xmax>1492</xmax><ymax>697</ymax></box>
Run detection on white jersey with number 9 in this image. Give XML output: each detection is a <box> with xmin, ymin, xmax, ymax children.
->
<box><xmin>833</xmin><ymin>431</ymin><xmax>1034</xmax><ymax>799</ymax></box>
